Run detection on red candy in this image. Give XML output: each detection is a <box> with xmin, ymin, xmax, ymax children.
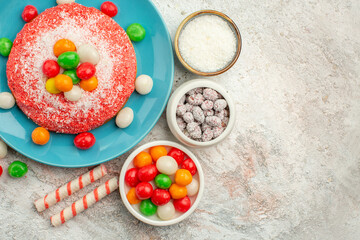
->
<box><xmin>76</xmin><ymin>62</ymin><xmax>96</xmax><ymax>80</ymax></box>
<box><xmin>167</xmin><ymin>148</ymin><xmax>185</xmax><ymax>165</ymax></box>
<box><xmin>181</xmin><ymin>158</ymin><xmax>197</xmax><ymax>176</ymax></box>
<box><xmin>22</xmin><ymin>5</ymin><xmax>38</xmax><ymax>22</ymax></box>
<box><xmin>137</xmin><ymin>164</ymin><xmax>158</xmax><ymax>182</ymax></box>
<box><xmin>42</xmin><ymin>60</ymin><xmax>60</xmax><ymax>78</ymax></box>
<box><xmin>0</xmin><ymin>165</ymin><xmax>2</xmax><ymax>177</ymax></box>
<box><xmin>125</xmin><ymin>168</ymin><xmax>139</xmax><ymax>187</ymax></box>
<box><xmin>135</xmin><ymin>182</ymin><xmax>153</xmax><ymax>200</ymax></box>
<box><xmin>100</xmin><ymin>1</ymin><xmax>118</xmax><ymax>17</ymax></box>
<box><xmin>151</xmin><ymin>189</ymin><xmax>171</xmax><ymax>206</ymax></box>
<box><xmin>173</xmin><ymin>196</ymin><xmax>191</xmax><ymax>212</ymax></box>
<box><xmin>74</xmin><ymin>132</ymin><xmax>96</xmax><ymax>150</ymax></box>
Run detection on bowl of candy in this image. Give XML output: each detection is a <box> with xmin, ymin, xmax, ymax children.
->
<box><xmin>166</xmin><ymin>79</ymin><xmax>235</xmax><ymax>148</ymax></box>
<box><xmin>119</xmin><ymin>140</ymin><xmax>204</xmax><ymax>226</ymax></box>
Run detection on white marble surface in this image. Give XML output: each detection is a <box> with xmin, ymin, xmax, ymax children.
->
<box><xmin>1</xmin><ymin>0</ymin><xmax>360</xmax><ymax>239</ymax></box>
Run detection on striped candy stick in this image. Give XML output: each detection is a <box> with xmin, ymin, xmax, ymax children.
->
<box><xmin>50</xmin><ymin>177</ymin><xmax>119</xmax><ymax>227</ymax></box>
<box><xmin>34</xmin><ymin>164</ymin><xmax>107</xmax><ymax>212</ymax></box>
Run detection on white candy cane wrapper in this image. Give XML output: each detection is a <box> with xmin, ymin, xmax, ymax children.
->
<box><xmin>34</xmin><ymin>164</ymin><xmax>107</xmax><ymax>212</ymax></box>
<box><xmin>51</xmin><ymin>177</ymin><xmax>118</xmax><ymax>227</ymax></box>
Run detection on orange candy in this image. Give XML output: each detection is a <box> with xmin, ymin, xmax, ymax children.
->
<box><xmin>127</xmin><ymin>187</ymin><xmax>141</xmax><ymax>205</ymax></box>
<box><xmin>169</xmin><ymin>183</ymin><xmax>187</xmax><ymax>199</ymax></box>
<box><xmin>80</xmin><ymin>76</ymin><xmax>98</xmax><ymax>91</ymax></box>
<box><xmin>134</xmin><ymin>151</ymin><xmax>152</xmax><ymax>168</ymax></box>
<box><xmin>55</xmin><ymin>74</ymin><xmax>73</xmax><ymax>92</ymax></box>
<box><xmin>175</xmin><ymin>169</ymin><xmax>192</xmax><ymax>186</ymax></box>
<box><xmin>149</xmin><ymin>146</ymin><xmax>167</xmax><ymax>162</ymax></box>
<box><xmin>53</xmin><ymin>39</ymin><xmax>76</xmax><ymax>57</ymax></box>
<box><xmin>32</xmin><ymin>127</ymin><xmax>50</xmax><ymax>145</ymax></box>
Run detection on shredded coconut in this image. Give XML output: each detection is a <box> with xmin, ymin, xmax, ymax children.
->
<box><xmin>178</xmin><ymin>15</ymin><xmax>237</xmax><ymax>72</ymax></box>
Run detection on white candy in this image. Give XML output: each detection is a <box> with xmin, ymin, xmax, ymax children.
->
<box><xmin>157</xmin><ymin>202</ymin><xmax>175</xmax><ymax>220</ymax></box>
<box><xmin>115</xmin><ymin>107</ymin><xmax>134</xmax><ymax>128</ymax></box>
<box><xmin>64</xmin><ymin>86</ymin><xmax>82</xmax><ymax>102</ymax></box>
<box><xmin>186</xmin><ymin>179</ymin><xmax>199</xmax><ymax>196</ymax></box>
<box><xmin>0</xmin><ymin>140</ymin><xmax>7</xmax><ymax>159</ymax></box>
<box><xmin>156</xmin><ymin>156</ymin><xmax>178</xmax><ymax>175</ymax></box>
<box><xmin>0</xmin><ymin>92</ymin><xmax>15</xmax><ymax>109</ymax></box>
<box><xmin>56</xmin><ymin>0</ymin><xmax>75</xmax><ymax>5</ymax></box>
<box><xmin>77</xmin><ymin>44</ymin><xmax>100</xmax><ymax>65</ymax></box>
<box><xmin>135</xmin><ymin>75</ymin><xmax>153</xmax><ymax>95</ymax></box>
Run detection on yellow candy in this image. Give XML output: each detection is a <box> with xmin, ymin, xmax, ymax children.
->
<box><xmin>46</xmin><ymin>78</ymin><xmax>61</xmax><ymax>94</ymax></box>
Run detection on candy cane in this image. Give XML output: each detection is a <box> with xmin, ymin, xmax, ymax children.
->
<box><xmin>34</xmin><ymin>164</ymin><xmax>107</xmax><ymax>212</ymax></box>
<box><xmin>50</xmin><ymin>177</ymin><xmax>119</xmax><ymax>227</ymax></box>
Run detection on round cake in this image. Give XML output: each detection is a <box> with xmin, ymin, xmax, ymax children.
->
<box><xmin>7</xmin><ymin>3</ymin><xmax>137</xmax><ymax>134</ymax></box>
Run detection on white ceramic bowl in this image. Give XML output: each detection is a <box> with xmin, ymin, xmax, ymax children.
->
<box><xmin>119</xmin><ymin>140</ymin><xmax>204</xmax><ymax>226</ymax></box>
<box><xmin>166</xmin><ymin>79</ymin><xmax>235</xmax><ymax>148</ymax></box>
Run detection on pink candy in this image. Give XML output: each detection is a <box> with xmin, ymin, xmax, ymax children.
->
<box><xmin>203</xmin><ymin>88</ymin><xmax>218</xmax><ymax>101</ymax></box>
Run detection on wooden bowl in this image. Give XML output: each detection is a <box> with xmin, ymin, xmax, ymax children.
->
<box><xmin>174</xmin><ymin>10</ymin><xmax>242</xmax><ymax>76</ymax></box>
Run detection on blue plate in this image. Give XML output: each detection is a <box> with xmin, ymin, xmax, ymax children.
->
<box><xmin>0</xmin><ymin>0</ymin><xmax>174</xmax><ymax>167</ymax></box>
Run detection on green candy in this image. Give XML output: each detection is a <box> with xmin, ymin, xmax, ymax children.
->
<box><xmin>8</xmin><ymin>161</ymin><xmax>28</xmax><ymax>178</ymax></box>
<box><xmin>63</xmin><ymin>69</ymin><xmax>81</xmax><ymax>84</ymax></box>
<box><xmin>0</xmin><ymin>38</ymin><xmax>13</xmax><ymax>57</ymax></box>
<box><xmin>126</xmin><ymin>23</ymin><xmax>146</xmax><ymax>42</ymax></box>
<box><xmin>140</xmin><ymin>199</ymin><xmax>157</xmax><ymax>216</ymax></box>
<box><xmin>155</xmin><ymin>174</ymin><xmax>172</xmax><ymax>189</ymax></box>
<box><xmin>57</xmin><ymin>52</ymin><xmax>80</xmax><ymax>70</ymax></box>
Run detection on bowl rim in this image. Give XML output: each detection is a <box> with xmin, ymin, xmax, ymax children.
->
<box><xmin>174</xmin><ymin>9</ymin><xmax>242</xmax><ymax>76</ymax></box>
<box><xmin>119</xmin><ymin>140</ymin><xmax>205</xmax><ymax>226</ymax></box>
<box><xmin>166</xmin><ymin>79</ymin><xmax>236</xmax><ymax>147</ymax></box>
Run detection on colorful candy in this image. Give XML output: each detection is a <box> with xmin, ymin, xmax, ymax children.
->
<box><xmin>74</xmin><ymin>132</ymin><xmax>96</xmax><ymax>150</ymax></box>
<box><xmin>186</xmin><ymin>178</ymin><xmax>199</xmax><ymax>196</ymax></box>
<box><xmin>135</xmin><ymin>182</ymin><xmax>153</xmax><ymax>200</ymax></box>
<box><xmin>53</xmin><ymin>39</ymin><xmax>76</xmax><ymax>57</ymax></box>
<box><xmin>57</xmin><ymin>51</ymin><xmax>80</xmax><ymax>69</ymax></box>
<box><xmin>175</xmin><ymin>169</ymin><xmax>192</xmax><ymax>186</ymax></box>
<box><xmin>151</xmin><ymin>189</ymin><xmax>171</xmax><ymax>206</ymax></box>
<box><xmin>0</xmin><ymin>165</ymin><xmax>2</xmax><ymax>177</ymax></box>
<box><xmin>0</xmin><ymin>92</ymin><xmax>15</xmax><ymax>109</ymax></box>
<box><xmin>115</xmin><ymin>107</ymin><xmax>134</xmax><ymax>128</ymax></box>
<box><xmin>154</xmin><ymin>174</ymin><xmax>172</xmax><ymax>189</ymax></box>
<box><xmin>56</xmin><ymin>0</ymin><xmax>75</xmax><ymax>4</ymax></box>
<box><xmin>169</xmin><ymin>183</ymin><xmax>187</xmax><ymax>199</ymax></box>
<box><xmin>77</xmin><ymin>44</ymin><xmax>100</xmax><ymax>65</ymax></box>
<box><xmin>127</xmin><ymin>187</ymin><xmax>141</xmax><ymax>205</ymax></box>
<box><xmin>64</xmin><ymin>85</ymin><xmax>82</xmax><ymax>102</ymax></box>
<box><xmin>181</xmin><ymin>158</ymin><xmax>197</xmax><ymax>176</ymax></box>
<box><xmin>149</xmin><ymin>146</ymin><xmax>167</xmax><ymax>162</ymax></box>
<box><xmin>0</xmin><ymin>140</ymin><xmax>7</xmax><ymax>159</ymax></box>
<box><xmin>100</xmin><ymin>1</ymin><xmax>118</xmax><ymax>18</ymax></box>
<box><xmin>125</xmin><ymin>168</ymin><xmax>139</xmax><ymax>187</ymax></box>
<box><xmin>54</xmin><ymin>74</ymin><xmax>73</xmax><ymax>92</ymax></box>
<box><xmin>0</xmin><ymin>38</ymin><xmax>13</xmax><ymax>57</ymax></box>
<box><xmin>63</xmin><ymin>69</ymin><xmax>81</xmax><ymax>84</ymax></box>
<box><xmin>8</xmin><ymin>161</ymin><xmax>28</xmax><ymax>178</ymax></box>
<box><xmin>32</xmin><ymin>127</ymin><xmax>50</xmax><ymax>145</ymax></box>
<box><xmin>135</xmin><ymin>75</ymin><xmax>153</xmax><ymax>95</ymax></box>
<box><xmin>133</xmin><ymin>151</ymin><xmax>152</xmax><ymax>168</ymax></box>
<box><xmin>156</xmin><ymin>156</ymin><xmax>178</xmax><ymax>175</ymax></box>
<box><xmin>46</xmin><ymin>78</ymin><xmax>61</xmax><ymax>94</ymax></box>
<box><xmin>126</xmin><ymin>23</ymin><xmax>146</xmax><ymax>42</ymax></box>
<box><xmin>157</xmin><ymin>202</ymin><xmax>176</xmax><ymax>220</ymax></box>
<box><xmin>140</xmin><ymin>199</ymin><xmax>157</xmax><ymax>216</ymax></box>
<box><xmin>22</xmin><ymin>5</ymin><xmax>38</xmax><ymax>22</ymax></box>
<box><xmin>167</xmin><ymin>148</ymin><xmax>185</xmax><ymax>165</ymax></box>
<box><xmin>76</xmin><ymin>62</ymin><xmax>96</xmax><ymax>80</ymax></box>
<box><xmin>42</xmin><ymin>60</ymin><xmax>60</xmax><ymax>78</ymax></box>
<box><xmin>80</xmin><ymin>76</ymin><xmax>98</xmax><ymax>92</ymax></box>
<box><xmin>173</xmin><ymin>196</ymin><xmax>191</xmax><ymax>212</ymax></box>
<box><xmin>137</xmin><ymin>165</ymin><xmax>158</xmax><ymax>182</ymax></box>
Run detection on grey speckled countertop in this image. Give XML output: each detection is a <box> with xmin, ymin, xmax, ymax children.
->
<box><xmin>1</xmin><ymin>0</ymin><xmax>360</xmax><ymax>239</ymax></box>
